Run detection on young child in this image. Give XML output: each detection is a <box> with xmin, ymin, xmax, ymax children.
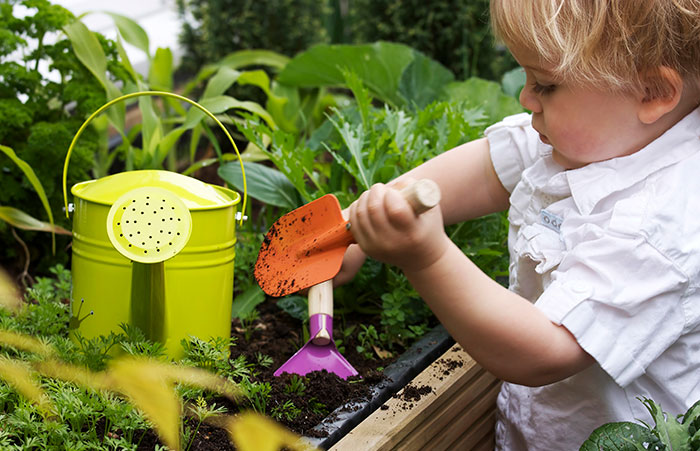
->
<box><xmin>336</xmin><ymin>0</ymin><xmax>700</xmax><ymax>449</ymax></box>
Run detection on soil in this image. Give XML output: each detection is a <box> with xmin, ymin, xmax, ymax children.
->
<box><xmin>227</xmin><ymin>300</ymin><xmax>392</xmax><ymax>436</ymax></box>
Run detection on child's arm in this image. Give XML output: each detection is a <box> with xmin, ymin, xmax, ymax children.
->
<box><xmin>393</xmin><ymin>137</ymin><xmax>511</xmax><ymax>224</ymax></box>
<box><xmin>345</xmin><ymin>138</ymin><xmax>595</xmax><ymax>386</ymax></box>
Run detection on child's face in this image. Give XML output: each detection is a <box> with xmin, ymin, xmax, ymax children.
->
<box><xmin>510</xmin><ymin>45</ymin><xmax>649</xmax><ymax>169</ymax></box>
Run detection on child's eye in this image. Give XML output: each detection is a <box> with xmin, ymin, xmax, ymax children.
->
<box><xmin>532</xmin><ymin>81</ymin><xmax>556</xmax><ymax>95</ymax></box>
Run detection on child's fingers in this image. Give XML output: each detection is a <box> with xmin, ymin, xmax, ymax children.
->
<box><xmin>350</xmin><ymin>184</ymin><xmax>393</xmax><ymax>245</ymax></box>
<box><xmin>365</xmin><ymin>183</ymin><xmax>391</xmax><ymax>229</ymax></box>
<box><xmin>384</xmin><ymin>187</ymin><xmax>416</xmax><ymax>228</ymax></box>
<box><xmin>348</xmin><ymin>188</ymin><xmax>373</xmax><ymax>244</ymax></box>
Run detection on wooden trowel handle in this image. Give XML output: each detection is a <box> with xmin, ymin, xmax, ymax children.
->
<box><xmin>399</xmin><ymin>178</ymin><xmax>441</xmax><ymax>215</ymax></box>
<box><xmin>308</xmin><ymin>280</ymin><xmax>333</xmax><ymax>344</ymax></box>
<box><xmin>309</xmin><ymin>280</ymin><xmax>333</xmax><ymax>317</ymax></box>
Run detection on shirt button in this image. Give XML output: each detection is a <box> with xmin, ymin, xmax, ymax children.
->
<box><xmin>571</xmin><ymin>282</ymin><xmax>589</xmax><ymax>294</ymax></box>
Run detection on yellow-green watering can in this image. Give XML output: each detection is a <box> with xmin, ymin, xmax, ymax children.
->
<box><xmin>62</xmin><ymin>91</ymin><xmax>247</xmax><ymax>359</ymax></box>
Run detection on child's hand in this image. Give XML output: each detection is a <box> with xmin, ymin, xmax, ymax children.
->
<box><xmin>333</xmin><ymin>244</ymin><xmax>367</xmax><ymax>287</ymax></box>
<box><xmin>347</xmin><ymin>182</ymin><xmax>450</xmax><ymax>272</ymax></box>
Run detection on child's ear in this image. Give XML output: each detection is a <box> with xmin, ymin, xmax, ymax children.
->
<box><xmin>638</xmin><ymin>66</ymin><xmax>683</xmax><ymax>124</ymax></box>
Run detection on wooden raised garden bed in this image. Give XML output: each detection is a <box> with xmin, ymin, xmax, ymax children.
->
<box><xmin>330</xmin><ymin>344</ymin><xmax>501</xmax><ymax>451</ymax></box>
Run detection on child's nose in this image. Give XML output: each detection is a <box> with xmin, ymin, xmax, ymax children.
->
<box><xmin>519</xmin><ymin>84</ymin><xmax>542</xmax><ymax>113</ymax></box>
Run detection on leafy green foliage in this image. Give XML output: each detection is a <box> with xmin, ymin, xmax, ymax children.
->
<box><xmin>231</xmin><ymin>286</ymin><xmax>266</xmax><ymax>321</ymax></box>
<box><xmin>277</xmin><ymin>42</ymin><xmax>455</xmax><ymax>110</ymax></box>
<box><xmin>355</xmin><ymin>325</ymin><xmax>379</xmax><ymax>360</ymax></box>
<box><xmin>347</xmin><ymin>0</ymin><xmax>518</xmax><ymax>81</ymax></box>
<box><xmin>0</xmin><ymin>1</ymin><xmax>131</xmax><ymax>274</ymax></box>
<box><xmin>580</xmin><ymin>398</ymin><xmax>700</xmax><ymax>451</ymax></box>
<box><xmin>0</xmin><ymin>265</ymin><xmax>315</xmax><ymax>449</ymax></box>
<box><xmin>220</xmin><ymin>63</ymin><xmax>521</xmax><ymax>354</ymax></box>
<box><xmin>284</xmin><ymin>375</ymin><xmax>306</xmax><ymax>396</ymax></box>
<box><xmin>175</xmin><ymin>0</ymin><xmax>330</xmax><ymax>75</ymax></box>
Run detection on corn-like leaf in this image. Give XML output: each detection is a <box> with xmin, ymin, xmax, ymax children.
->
<box><xmin>226</xmin><ymin>412</ymin><xmax>318</xmax><ymax>451</ymax></box>
<box><xmin>101</xmin><ymin>11</ymin><xmax>150</xmax><ymax>57</ymax></box>
<box><xmin>182</xmin><ymin>96</ymin><xmax>275</xmax><ymax>130</ymax></box>
<box><xmin>138</xmin><ymin>95</ymin><xmax>163</xmax><ymax>162</ymax></box>
<box><xmin>63</xmin><ymin>20</ymin><xmax>125</xmax><ymax>133</ymax></box>
<box><xmin>202</xmin><ymin>66</ymin><xmax>241</xmax><ymax>99</ymax></box>
<box><xmin>0</xmin><ymin>269</ymin><xmax>22</xmax><ymax>312</ymax></box>
<box><xmin>114</xmin><ymin>33</ymin><xmax>139</xmax><ymax>83</ymax></box>
<box><xmin>0</xmin><ymin>330</ymin><xmax>54</xmax><ymax>358</ymax></box>
<box><xmin>216</xmin><ymin>50</ymin><xmax>290</xmax><ymax>71</ymax></box>
<box><xmin>149</xmin><ymin>47</ymin><xmax>173</xmax><ymax>92</ymax></box>
<box><xmin>0</xmin><ymin>145</ymin><xmax>58</xmax><ymax>252</ymax></box>
<box><xmin>0</xmin><ymin>207</ymin><xmax>71</xmax><ymax>235</ymax></box>
<box><xmin>0</xmin><ymin>357</ymin><xmax>53</xmax><ymax>415</ymax></box>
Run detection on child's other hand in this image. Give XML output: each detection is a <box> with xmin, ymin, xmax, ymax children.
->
<box><xmin>333</xmin><ymin>244</ymin><xmax>367</xmax><ymax>287</ymax></box>
<box><xmin>348</xmin><ymin>182</ymin><xmax>449</xmax><ymax>272</ymax></box>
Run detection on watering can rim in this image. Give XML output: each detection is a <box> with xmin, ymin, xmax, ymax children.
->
<box><xmin>70</xmin><ymin>169</ymin><xmax>241</xmax><ymax>210</ymax></box>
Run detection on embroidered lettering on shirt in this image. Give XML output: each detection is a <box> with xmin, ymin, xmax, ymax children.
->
<box><xmin>540</xmin><ymin>209</ymin><xmax>563</xmax><ymax>233</ymax></box>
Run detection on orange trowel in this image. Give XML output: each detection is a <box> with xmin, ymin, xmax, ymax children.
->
<box><xmin>254</xmin><ymin>179</ymin><xmax>441</xmax><ymax>297</ymax></box>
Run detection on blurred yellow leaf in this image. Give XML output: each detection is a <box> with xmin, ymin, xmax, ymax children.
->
<box><xmin>0</xmin><ymin>329</ymin><xmax>54</xmax><ymax>358</ymax></box>
<box><xmin>0</xmin><ymin>269</ymin><xmax>22</xmax><ymax>312</ymax></box>
<box><xmin>35</xmin><ymin>360</ymin><xmax>111</xmax><ymax>391</ymax></box>
<box><xmin>0</xmin><ymin>357</ymin><xmax>53</xmax><ymax>415</ymax></box>
<box><xmin>105</xmin><ymin>357</ymin><xmax>241</xmax><ymax>450</ymax></box>
<box><xmin>165</xmin><ymin>364</ymin><xmax>241</xmax><ymax>400</ymax></box>
<box><xmin>107</xmin><ymin>357</ymin><xmax>181</xmax><ymax>450</ymax></box>
<box><xmin>227</xmin><ymin>412</ymin><xmax>319</xmax><ymax>451</ymax></box>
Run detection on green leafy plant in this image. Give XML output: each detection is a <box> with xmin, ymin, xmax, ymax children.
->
<box><xmin>580</xmin><ymin>397</ymin><xmax>700</xmax><ymax>451</ymax></box>
<box><xmin>348</xmin><ymin>0</ymin><xmax>518</xmax><ymax>81</ymax></box>
<box><xmin>0</xmin><ymin>266</ymin><xmax>316</xmax><ymax>450</ymax></box>
<box><xmin>284</xmin><ymin>374</ymin><xmax>307</xmax><ymax>396</ymax></box>
<box><xmin>240</xmin><ymin>378</ymin><xmax>272</xmax><ymax>415</ymax></box>
<box><xmin>0</xmin><ymin>1</ymin><xmax>131</xmax><ymax>275</ymax></box>
<box><xmin>271</xmin><ymin>400</ymin><xmax>302</xmax><ymax>422</ymax></box>
<box><xmin>176</xmin><ymin>0</ymin><xmax>330</xmax><ymax>75</ymax></box>
<box><xmin>184</xmin><ymin>396</ymin><xmax>227</xmax><ymax>451</ymax></box>
<box><xmin>255</xmin><ymin>352</ymin><xmax>273</xmax><ymax>369</ymax></box>
<box><xmin>180</xmin><ymin>335</ymin><xmax>238</xmax><ymax>377</ymax></box>
<box><xmin>355</xmin><ymin>324</ymin><xmax>380</xmax><ymax>361</ymax></box>
<box><xmin>277</xmin><ymin>42</ymin><xmax>456</xmax><ymax>111</ymax></box>
<box><xmin>217</xmin><ymin>47</ymin><xmax>521</xmax><ymax>353</ymax></box>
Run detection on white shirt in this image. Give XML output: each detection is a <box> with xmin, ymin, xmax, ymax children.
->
<box><xmin>485</xmin><ymin>109</ymin><xmax>700</xmax><ymax>450</ymax></box>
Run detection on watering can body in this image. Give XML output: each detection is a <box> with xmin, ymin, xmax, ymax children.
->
<box><xmin>70</xmin><ymin>170</ymin><xmax>240</xmax><ymax>359</ymax></box>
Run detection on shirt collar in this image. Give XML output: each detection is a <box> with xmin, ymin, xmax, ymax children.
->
<box><xmin>564</xmin><ymin>107</ymin><xmax>700</xmax><ymax>216</ymax></box>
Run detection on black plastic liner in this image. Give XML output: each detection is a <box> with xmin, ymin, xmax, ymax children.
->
<box><xmin>305</xmin><ymin>325</ymin><xmax>455</xmax><ymax>449</ymax></box>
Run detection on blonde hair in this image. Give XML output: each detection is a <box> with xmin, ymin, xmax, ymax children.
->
<box><xmin>490</xmin><ymin>0</ymin><xmax>700</xmax><ymax>97</ymax></box>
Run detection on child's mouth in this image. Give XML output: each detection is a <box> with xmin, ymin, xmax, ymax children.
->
<box><xmin>539</xmin><ymin>133</ymin><xmax>551</xmax><ymax>145</ymax></box>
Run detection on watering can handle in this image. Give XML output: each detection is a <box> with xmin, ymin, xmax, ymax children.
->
<box><xmin>61</xmin><ymin>90</ymin><xmax>248</xmax><ymax>225</ymax></box>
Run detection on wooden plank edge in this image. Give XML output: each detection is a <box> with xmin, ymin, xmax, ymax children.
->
<box><xmin>331</xmin><ymin>344</ymin><xmax>493</xmax><ymax>451</ymax></box>
<box><xmin>396</xmin><ymin>374</ymin><xmax>501</xmax><ymax>450</ymax></box>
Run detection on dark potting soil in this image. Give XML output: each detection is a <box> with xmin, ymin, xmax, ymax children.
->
<box><xmin>134</xmin><ymin>300</ymin><xmax>449</xmax><ymax>450</ymax></box>
<box><xmin>226</xmin><ymin>299</ymin><xmax>395</xmax><ymax>436</ymax></box>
